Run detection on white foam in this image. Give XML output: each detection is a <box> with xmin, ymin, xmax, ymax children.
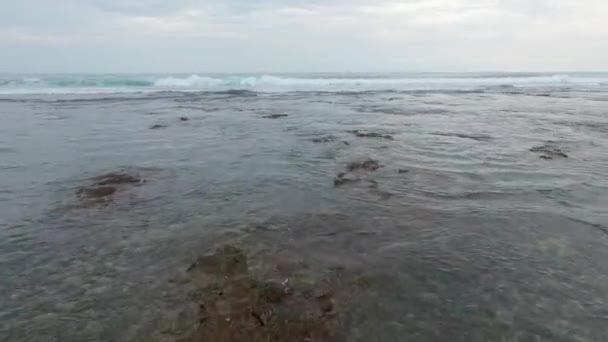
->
<box><xmin>150</xmin><ymin>74</ymin><xmax>606</xmax><ymax>89</ymax></box>
<box><xmin>153</xmin><ymin>75</ymin><xmax>223</xmax><ymax>87</ymax></box>
<box><xmin>2</xmin><ymin>73</ymin><xmax>608</xmax><ymax>95</ymax></box>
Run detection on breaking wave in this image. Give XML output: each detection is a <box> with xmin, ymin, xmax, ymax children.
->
<box><xmin>1</xmin><ymin>73</ymin><xmax>607</xmax><ymax>94</ymax></box>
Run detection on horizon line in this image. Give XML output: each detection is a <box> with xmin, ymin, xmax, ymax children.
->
<box><xmin>1</xmin><ymin>70</ymin><xmax>607</xmax><ymax>75</ymax></box>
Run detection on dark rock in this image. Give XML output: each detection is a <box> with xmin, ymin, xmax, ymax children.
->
<box><xmin>346</xmin><ymin>159</ymin><xmax>381</xmax><ymax>172</ymax></box>
<box><xmin>262</xmin><ymin>113</ymin><xmax>288</xmax><ymax>119</ymax></box>
<box><xmin>312</xmin><ymin>136</ymin><xmax>337</xmax><ymax>143</ymax></box>
<box><xmin>367</xmin><ymin>179</ymin><xmax>379</xmax><ymax>189</ymax></box>
<box><xmin>333</xmin><ymin>173</ymin><xmax>360</xmax><ymax>187</ymax></box>
<box><xmin>432</xmin><ymin>132</ymin><xmax>493</xmax><ymax>142</ymax></box>
<box><xmin>348</xmin><ymin>130</ymin><xmax>393</xmax><ymax>140</ymax></box>
<box><xmin>189</xmin><ymin>245</ymin><xmax>248</xmax><ymax>276</ymax></box>
<box><xmin>377</xmin><ymin>191</ymin><xmax>393</xmax><ymax>200</ymax></box>
<box><xmin>398</xmin><ymin>169</ymin><xmax>410</xmax><ymax>174</ymax></box>
<box><xmin>76</xmin><ymin>186</ymin><xmax>116</xmax><ymax>199</ymax></box>
<box><xmin>530</xmin><ymin>144</ymin><xmax>568</xmax><ymax>159</ymax></box>
<box><xmin>333</xmin><ymin>159</ymin><xmax>381</xmax><ymax>187</ymax></box>
<box><xmin>94</xmin><ymin>172</ymin><xmax>141</xmax><ymax>186</ymax></box>
<box><xmin>317</xmin><ymin>294</ymin><xmax>334</xmax><ymax>314</ymax></box>
<box><xmin>179</xmin><ymin>117</ymin><xmax>190</xmax><ymax>121</ymax></box>
<box><xmin>261</xmin><ymin>282</ymin><xmax>286</xmax><ymax>304</ymax></box>
<box><xmin>182</xmin><ymin>245</ymin><xmax>343</xmax><ymax>342</ymax></box>
<box><xmin>150</xmin><ymin>124</ymin><xmax>167</xmax><ymax>129</ymax></box>
<box><xmin>75</xmin><ymin>171</ymin><xmax>144</xmax><ymax>207</ymax></box>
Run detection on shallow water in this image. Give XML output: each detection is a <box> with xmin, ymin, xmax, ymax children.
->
<box><xmin>1</xmin><ymin>74</ymin><xmax>608</xmax><ymax>341</ymax></box>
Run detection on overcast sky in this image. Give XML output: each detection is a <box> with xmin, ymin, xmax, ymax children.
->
<box><xmin>0</xmin><ymin>0</ymin><xmax>606</xmax><ymax>73</ymax></box>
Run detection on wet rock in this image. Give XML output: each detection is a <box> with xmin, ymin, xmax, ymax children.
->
<box><xmin>398</xmin><ymin>169</ymin><xmax>410</xmax><ymax>174</ymax></box>
<box><xmin>180</xmin><ymin>117</ymin><xmax>190</xmax><ymax>121</ymax></box>
<box><xmin>93</xmin><ymin>172</ymin><xmax>141</xmax><ymax>186</ymax></box>
<box><xmin>75</xmin><ymin>171</ymin><xmax>144</xmax><ymax>206</ymax></box>
<box><xmin>347</xmin><ymin>130</ymin><xmax>393</xmax><ymax>140</ymax></box>
<box><xmin>261</xmin><ymin>281</ymin><xmax>287</xmax><ymax>304</ymax></box>
<box><xmin>150</xmin><ymin>124</ymin><xmax>168</xmax><ymax>129</ymax></box>
<box><xmin>333</xmin><ymin>173</ymin><xmax>360</xmax><ymax>187</ymax></box>
<box><xmin>346</xmin><ymin>159</ymin><xmax>381</xmax><ymax>172</ymax></box>
<box><xmin>188</xmin><ymin>245</ymin><xmax>248</xmax><ymax>276</ymax></box>
<box><xmin>376</xmin><ymin>191</ymin><xmax>393</xmax><ymax>200</ymax></box>
<box><xmin>262</xmin><ymin>113</ymin><xmax>289</xmax><ymax>119</ymax></box>
<box><xmin>431</xmin><ymin>132</ymin><xmax>493</xmax><ymax>142</ymax></box>
<box><xmin>367</xmin><ymin>179</ymin><xmax>379</xmax><ymax>189</ymax></box>
<box><xmin>76</xmin><ymin>186</ymin><xmax>116</xmax><ymax>199</ymax></box>
<box><xmin>317</xmin><ymin>294</ymin><xmax>334</xmax><ymax>314</ymax></box>
<box><xmin>312</xmin><ymin>136</ymin><xmax>337</xmax><ymax>143</ymax></box>
<box><xmin>333</xmin><ymin>160</ymin><xmax>381</xmax><ymax>188</ymax></box>
<box><xmin>530</xmin><ymin>144</ymin><xmax>568</xmax><ymax>159</ymax></box>
<box><xmin>183</xmin><ymin>245</ymin><xmax>343</xmax><ymax>342</ymax></box>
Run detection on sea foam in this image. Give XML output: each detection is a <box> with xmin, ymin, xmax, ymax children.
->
<box><xmin>1</xmin><ymin>73</ymin><xmax>607</xmax><ymax>95</ymax></box>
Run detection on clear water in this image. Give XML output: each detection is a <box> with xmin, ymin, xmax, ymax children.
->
<box><xmin>1</xmin><ymin>73</ymin><xmax>608</xmax><ymax>341</ymax></box>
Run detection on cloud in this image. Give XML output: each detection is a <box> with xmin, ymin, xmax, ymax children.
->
<box><xmin>0</xmin><ymin>29</ymin><xmax>77</xmax><ymax>44</ymax></box>
<box><xmin>90</xmin><ymin>0</ymin><xmax>203</xmax><ymax>15</ymax></box>
<box><xmin>117</xmin><ymin>10</ymin><xmax>240</xmax><ymax>38</ymax></box>
<box><xmin>0</xmin><ymin>0</ymin><xmax>607</xmax><ymax>72</ymax></box>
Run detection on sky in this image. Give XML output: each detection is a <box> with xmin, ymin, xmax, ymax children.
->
<box><xmin>0</xmin><ymin>0</ymin><xmax>606</xmax><ymax>73</ymax></box>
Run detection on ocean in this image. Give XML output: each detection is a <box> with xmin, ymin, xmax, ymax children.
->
<box><xmin>1</xmin><ymin>73</ymin><xmax>608</xmax><ymax>341</ymax></box>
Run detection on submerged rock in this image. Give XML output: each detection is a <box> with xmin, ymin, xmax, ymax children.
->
<box><xmin>530</xmin><ymin>144</ymin><xmax>569</xmax><ymax>159</ymax></box>
<box><xmin>180</xmin><ymin>117</ymin><xmax>190</xmax><ymax>122</ymax></box>
<box><xmin>333</xmin><ymin>173</ymin><xmax>360</xmax><ymax>187</ymax></box>
<box><xmin>150</xmin><ymin>124</ymin><xmax>168</xmax><ymax>129</ymax></box>
<box><xmin>398</xmin><ymin>169</ymin><xmax>410</xmax><ymax>174</ymax></box>
<box><xmin>367</xmin><ymin>179</ymin><xmax>379</xmax><ymax>189</ymax></box>
<box><xmin>262</xmin><ymin>113</ymin><xmax>289</xmax><ymax>119</ymax></box>
<box><xmin>317</xmin><ymin>294</ymin><xmax>334</xmax><ymax>314</ymax></box>
<box><xmin>312</xmin><ymin>136</ymin><xmax>337</xmax><ymax>143</ymax></box>
<box><xmin>261</xmin><ymin>281</ymin><xmax>288</xmax><ymax>304</ymax></box>
<box><xmin>347</xmin><ymin>130</ymin><xmax>393</xmax><ymax>140</ymax></box>
<box><xmin>332</xmin><ymin>159</ymin><xmax>382</xmax><ymax>188</ymax></box>
<box><xmin>76</xmin><ymin>186</ymin><xmax>116</xmax><ymax>199</ymax></box>
<box><xmin>188</xmin><ymin>245</ymin><xmax>249</xmax><ymax>276</ymax></box>
<box><xmin>75</xmin><ymin>171</ymin><xmax>144</xmax><ymax>206</ymax></box>
<box><xmin>93</xmin><ymin>172</ymin><xmax>142</xmax><ymax>186</ymax></box>
<box><xmin>183</xmin><ymin>245</ymin><xmax>343</xmax><ymax>342</ymax></box>
<box><xmin>346</xmin><ymin>159</ymin><xmax>381</xmax><ymax>172</ymax></box>
<box><xmin>431</xmin><ymin>132</ymin><xmax>493</xmax><ymax>142</ymax></box>
<box><xmin>333</xmin><ymin>159</ymin><xmax>382</xmax><ymax>188</ymax></box>
<box><xmin>375</xmin><ymin>191</ymin><xmax>393</xmax><ymax>200</ymax></box>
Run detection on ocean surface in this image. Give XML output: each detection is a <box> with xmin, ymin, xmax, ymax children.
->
<box><xmin>1</xmin><ymin>73</ymin><xmax>608</xmax><ymax>341</ymax></box>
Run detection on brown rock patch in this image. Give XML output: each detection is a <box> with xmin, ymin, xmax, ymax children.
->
<box><xmin>75</xmin><ymin>171</ymin><xmax>144</xmax><ymax>207</ymax></box>
<box><xmin>183</xmin><ymin>245</ymin><xmax>344</xmax><ymax>342</ymax></box>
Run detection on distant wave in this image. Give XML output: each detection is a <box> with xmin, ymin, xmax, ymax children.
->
<box><xmin>152</xmin><ymin>74</ymin><xmax>580</xmax><ymax>88</ymax></box>
<box><xmin>1</xmin><ymin>73</ymin><xmax>607</xmax><ymax>94</ymax></box>
<box><xmin>154</xmin><ymin>75</ymin><xmax>222</xmax><ymax>87</ymax></box>
<box><xmin>0</xmin><ymin>76</ymin><xmax>153</xmax><ymax>89</ymax></box>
